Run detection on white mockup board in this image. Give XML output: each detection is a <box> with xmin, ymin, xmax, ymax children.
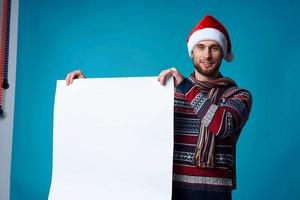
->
<box><xmin>49</xmin><ymin>77</ymin><xmax>174</xmax><ymax>200</ymax></box>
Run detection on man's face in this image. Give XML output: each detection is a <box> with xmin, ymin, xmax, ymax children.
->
<box><xmin>192</xmin><ymin>40</ymin><xmax>223</xmax><ymax>77</ymax></box>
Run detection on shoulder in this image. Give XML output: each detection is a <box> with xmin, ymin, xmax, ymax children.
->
<box><xmin>222</xmin><ymin>86</ymin><xmax>252</xmax><ymax>100</ymax></box>
<box><xmin>222</xmin><ymin>86</ymin><xmax>252</xmax><ymax>109</ymax></box>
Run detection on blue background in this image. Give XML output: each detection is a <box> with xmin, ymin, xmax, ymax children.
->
<box><xmin>11</xmin><ymin>0</ymin><xmax>300</xmax><ymax>199</ymax></box>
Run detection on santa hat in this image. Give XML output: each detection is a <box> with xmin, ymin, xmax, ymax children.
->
<box><xmin>187</xmin><ymin>15</ymin><xmax>234</xmax><ymax>62</ymax></box>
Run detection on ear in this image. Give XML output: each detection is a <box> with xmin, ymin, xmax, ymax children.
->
<box><xmin>190</xmin><ymin>49</ymin><xmax>194</xmax><ymax>58</ymax></box>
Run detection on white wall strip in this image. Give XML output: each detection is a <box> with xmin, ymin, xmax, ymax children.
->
<box><xmin>0</xmin><ymin>0</ymin><xmax>18</xmax><ymax>199</ymax></box>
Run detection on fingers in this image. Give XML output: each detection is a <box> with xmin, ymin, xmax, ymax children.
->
<box><xmin>158</xmin><ymin>67</ymin><xmax>184</xmax><ymax>86</ymax></box>
<box><xmin>66</xmin><ymin>70</ymin><xmax>85</xmax><ymax>85</ymax></box>
<box><xmin>65</xmin><ymin>73</ymin><xmax>71</xmax><ymax>85</ymax></box>
<box><xmin>157</xmin><ymin>69</ymin><xmax>172</xmax><ymax>85</ymax></box>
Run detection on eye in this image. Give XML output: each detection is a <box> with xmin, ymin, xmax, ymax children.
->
<box><xmin>197</xmin><ymin>45</ymin><xmax>205</xmax><ymax>51</ymax></box>
<box><xmin>212</xmin><ymin>46</ymin><xmax>220</xmax><ymax>51</ymax></box>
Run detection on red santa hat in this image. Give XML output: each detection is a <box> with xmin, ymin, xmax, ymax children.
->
<box><xmin>187</xmin><ymin>15</ymin><xmax>234</xmax><ymax>62</ymax></box>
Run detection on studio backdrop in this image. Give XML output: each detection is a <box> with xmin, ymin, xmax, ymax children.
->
<box><xmin>9</xmin><ymin>0</ymin><xmax>300</xmax><ymax>199</ymax></box>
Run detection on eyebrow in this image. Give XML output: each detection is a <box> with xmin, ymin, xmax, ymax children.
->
<box><xmin>196</xmin><ymin>43</ymin><xmax>221</xmax><ymax>48</ymax></box>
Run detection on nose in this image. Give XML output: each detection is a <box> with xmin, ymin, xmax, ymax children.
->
<box><xmin>202</xmin><ymin>48</ymin><xmax>211</xmax><ymax>59</ymax></box>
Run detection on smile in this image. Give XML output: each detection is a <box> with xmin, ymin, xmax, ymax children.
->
<box><xmin>201</xmin><ymin>62</ymin><xmax>213</xmax><ymax>67</ymax></box>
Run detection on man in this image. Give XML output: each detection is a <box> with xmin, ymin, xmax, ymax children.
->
<box><xmin>66</xmin><ymin>15</ymin><xmax>252</xmax><ymax>200</ymax></box>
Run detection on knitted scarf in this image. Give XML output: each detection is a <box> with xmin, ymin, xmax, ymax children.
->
<box><xmin>190</xmin><ymin>73</ymin><xmax>237</xmax><ymax>168</ymax></box>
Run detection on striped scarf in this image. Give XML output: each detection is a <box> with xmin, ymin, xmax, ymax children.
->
<box><xmin>190</xmin><ymin>73</ymin><xmax>236</xmax><ymax>168</ymax></box>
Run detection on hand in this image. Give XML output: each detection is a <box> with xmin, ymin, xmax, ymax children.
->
<box><xmin>157</xmin><ymin>67</ymin><xmax>184</xmax><ymax>86</ymax></box>
<box><xmin>65</xmin><ymin>70</ymin><xmax>86</xmax><ymax>85</ymax></box>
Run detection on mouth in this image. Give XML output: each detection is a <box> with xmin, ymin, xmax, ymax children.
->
<box><xmin>200</xmin><ymin>62</ymin><xmax>213</xmax><ymax>68</ymax></box>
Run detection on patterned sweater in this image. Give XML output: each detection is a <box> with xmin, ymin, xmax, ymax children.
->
<box><xmin>172</xmin><ymin>75</ymin><xmax>252</xmax><ymax>192</ymax></box>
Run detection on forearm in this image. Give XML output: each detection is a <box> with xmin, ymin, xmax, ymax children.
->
<box><xmin>176</xmin><ymin>78</ymin><xmax>252</xmax><ymax>137</ymax></box>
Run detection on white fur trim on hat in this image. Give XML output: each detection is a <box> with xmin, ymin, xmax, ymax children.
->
<box><xmin>187</xmin><ymin>28</ymin><xmax>228</xmax><ymax>59</ymax></box>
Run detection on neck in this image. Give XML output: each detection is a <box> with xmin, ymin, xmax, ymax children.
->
<box><xmin>194</xmin><ymin>70</ymin><xmax>220</xmax><ymax>82</ymax></box>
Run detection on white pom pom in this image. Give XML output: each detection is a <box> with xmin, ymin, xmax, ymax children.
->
<box><xmin>225</xmin><ymin>52</ymin><xmax>234</xmax><ymax>62</ymax></box>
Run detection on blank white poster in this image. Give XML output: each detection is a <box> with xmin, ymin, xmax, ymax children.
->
<box><xmin>49</xmin><ymin>77</ymin><xmax>174</xmax><ymax>200</ymax></box>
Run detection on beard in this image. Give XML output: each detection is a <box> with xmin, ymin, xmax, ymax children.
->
<box><xmin>192</xmin><ymin>58</ymin><xmax>222</xmax><ymax>77</ymax></box>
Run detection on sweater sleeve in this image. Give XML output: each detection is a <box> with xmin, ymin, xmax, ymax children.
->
<box><xmin>176</xmin><ymin>78</ymin><xmax>252</xmax><ymax>138</ymax></box>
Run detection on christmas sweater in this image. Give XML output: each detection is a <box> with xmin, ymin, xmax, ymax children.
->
<box><xmin>172</xmin><ymin>76</ymin><xmax>252</xmax><ymax>191</ymax></box>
